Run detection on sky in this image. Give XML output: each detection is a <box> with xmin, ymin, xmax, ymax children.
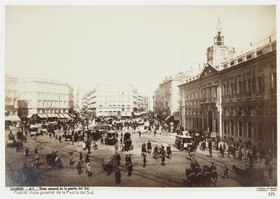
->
<box><xmin>5</xmin><ymin>5</ymin><xmax>276</xmax><ymax>98</ymax></box>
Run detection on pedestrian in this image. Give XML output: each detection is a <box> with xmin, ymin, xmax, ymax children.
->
<box><xmin>79</xmin><ymin>152</ymin><xmax>83</xmax><ymax>162</ymax></box>
<box><xmin>127</xmin><ymin>162</ymin><xmax>133</xmax><ymax>176</ymax></box>
<box><xmin>86</xmin><ymin>162</ymin><xmax>92</xmax><ymax>177</ymax></box>
<box><xmin>16</xmin><ymin>141</ymin><xmax>20</xmax><ymax>152</ymax></box>
<box><xmin>161</xmin><ymin>155</ymin><xmax>165</xmax><ymax>166</ymax></box>
<box><xmin>115</xmin><ymin>169</ymin><xmax>121</xmax><ymax>185</ymax></box>
<box><xmin>87</xmin><ymin>143</ymin><xmax>91</xmax><ymax>154</ymax></box>
<box><xmin>76</xmin><ymin>161</ymin><xmax>83</xmax><ymax>175</ymax></box>
<box><xmin>128</xmin><ymin>154</ymin><xmax>132</xmax><ymax>164</ymax></box>
<box><xmin>143</xmin><ymin>155</ymin><xmax>146</xmax><ymax>167</ymax></box>
<box><xmin>69</xmin><ymin>152</ymin><xmax>74</xmax><ymax>166</ymax></box>
<box><xmin>34</xmin><ymin>152</ymin><xmax>40</xmax><ymax>168</ymax></box>
<box><xmin>138</xmin><ymin>131</ymin><xmax>141</xmax><ymax>137</ymax></box>
<box><xmin>125</xmin><ymin>155</ymin><xmax>129</xmax><ymax>167</ymax></box>
<box><xmin>24</xmin><ymin>147</ymin><xmax>29</xmax><ymax>156</ymax></box>
<box><xmin>265</xmin><ymin>155</ymin><xmax>270</xmax><ymax>167</ymax></box>
<box><xmin>85</xmin><ymin>154</ymin><xmax>90</xmax><ymax>163</ymax></box>
<box><xmin>58</xmin><ymin>136</ymin><xmax>62</xmax><ymax>143</ymax></box>
<box><xmin>34</xmin><ymin>147</ymin><xmax>38</xmax><ymax>154</ymax></box>
<box><xmin>208</xmin><ymin>140</ymin><xmax>212</xmax><ymax>157</ymax></box>
<box><xmin>268</xmin><ymin>164</ymin><xmax>272</xmax><ymax>179</ymax></box>
<box><xmin>223</xmin><ymin>142</ymin><xmax>226</xmax><ymax>151</ymax></box>
<box><xmin>223</xmin><ymin>166</ymin><xmax>229</xmax><ymax>178</ymax></box>
<box><xmin>220</xmin><ymin>145</ymin><xmax>224</xmax><ymax>158</ymax></box>
<box><xmin>116</xmin><ymin>153</ymin><xmax>121</xmax><ymax>166</ymax></box>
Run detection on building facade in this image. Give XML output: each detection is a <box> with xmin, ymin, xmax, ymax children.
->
<box><xmin>15</xmin><ymin>77</ymin><xmax>74</xmax><ymax>117</ymax></box>
<box><xmin>179</xmin><ymin>25</ymin><xmax>276</xmax><ymax>150</ymax></box>
<box><xmin>5</xmin><ymin>75</ymin><xmax>18</xmax><ymax>116</ymax></box>
<box><xmin>220</xmin><ymin>37</ymin><xmax>277</xmax><ymax>150</ymax></box>
<box><xmin>153</xmin><ymin>73</ymin><xmax>186</xmax><ymax>120</ymax></box>
<box><xmin>83</xmin><ymin>83</ymin><xmax>149</xmax><ymax>117</ymax></box>
<box><xmin>5</xmin><ymin>75</ymin><xmax>75</xmax><ymax>119</ymax></box>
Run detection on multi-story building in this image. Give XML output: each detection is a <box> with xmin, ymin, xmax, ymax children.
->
<box><xmin>153</xmin><ymin>72</ymin><xmax>186</xmax><ymax>121</ymax></box>
<box><xmin>220</xmin><ymin>35</ymin><xmax>276</xmax><ymax>150</ymax></box>
<box><xmin>17</xmin><ymin>78</ymin><xmax>74</xmax><ymax>116</ymax></box>
<box><xmin>138</xmin><ymin>93</ymin><xmax>149</xmax><ymax>112</ymax></box>
<box><xmin>5</xmin><ymin>75</ymin><xmax>18</xmax><ymax>116</ymax></box>
<box><xmin>178</xmin><ymin>20</ymin><xmax>276</xmax><ymax>150</ymax></box>
<box><xmin>83</xmin><ymin>83</ymin><xmax>148</xmax><ymax>117</ymax></box>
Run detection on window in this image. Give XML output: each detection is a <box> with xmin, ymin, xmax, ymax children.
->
<box><xmin>247</xmin><ymin>122</ymin><xmax>252</xmax><ymax>139</ymax></box>
<box><xmin>223</xmin><ymin>121</ymin><xmax>227</xmax><ymax>134</ymax></box>
<box><xmin>230</xmin><ymin>83</ymin><xmax>234</xmax><ymax>95</ymax></box>
<box><xmin>257</xmin><ymin>76</ymin><xmax>263</xmax><ymax>93</ymax></box>
<box><xmin>230</xmin><ymin>121</ymin><xmax>234</xmax><ymax>136</ymax></box>
<box><xmin>239</xmin><ymin>122</ymin><xmax>242</xmax><ymax>137</ymax></box>
<box><xmin>246</xmin><ymin>79</ymin><xmax>251</xmax><ymax>95</ymax></box>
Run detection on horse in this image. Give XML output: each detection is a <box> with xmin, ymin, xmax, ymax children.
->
<box><xmin>185</xmin><ymin>168</ymin><xmax>200</xmax><ymax>187</ymax></box>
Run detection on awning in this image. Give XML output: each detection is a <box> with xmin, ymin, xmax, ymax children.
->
<box><xmin>63</xmin><ymin>114</ymin><xmax>71</xmax><ymax>118</ymax></box>
<box><xmin>5</xmin><ymin>115</ymin><xmax>21</xmax><ymax>122</ymax></box>
<box><xmin>26</xmin><ymin>113</ymin><xmax>34</xmax><ymax>118</ymax></box>
<box><xmin>37</xmin><ymin>114</ymin><xmax>46</xmax><ymax>118</ymax></box>
<box><xmin>58</xmin><ymin>114</ymin><xmax>65</xmax><ymax>118</ymax></box>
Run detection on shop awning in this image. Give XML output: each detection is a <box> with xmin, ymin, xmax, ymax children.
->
<box><xmin>58</xmin><ymin>114</ymin><xmax>65</xmax><ymax>118</ymax></box>
<box><xmin>5</xmin><ymin>115</ymin><xmax>21</xmax><ymax>122</ymax></box>
<box><xmin>69</xmin><ymin>113</ymin><xmax>75</xmax><ymax>118</ymax></box>
<box><xmin>63</xmin><ymin>114</ymin><xmax>71</xmax><ymax>118</ymax></box>
<box><xmin>26</xmin><ymin>113</ymin><xmax>34</xmax><ymax>118</ymax></box>
<box><xmin>37</xmin><ymin>114</ymin><xmax>46</xmax><ymax>118</ymax></box>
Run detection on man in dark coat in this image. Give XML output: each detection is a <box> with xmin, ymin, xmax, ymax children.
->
<box><xmin>125</xmin><ymin>155</ymin><xmax>129</xmax><ymax>167</ymax></box>
<box><xmin>116</xmin><ymin>153</ymin><xmax>121</xmax><ymax>166</ymax></box>
<box><xmin>76</xmin><ymin>161</ymin><xmax>82</xmax><ymax>175</ymax></box>
<box><xmin>161</xmin><ymin>155</ymin><xmax>165</xmax><ymax>166</ymax></box>
<box><xmin>208</xmin><ymin>140</ymin><xmax>212</xmax><ymax>157</ymax></box>
<box><xmin>127</xmin><ymin>162</ymin><xmax>133</xmax><ymax>176</ymax></box>
<box><xmin>143</xmin><ymin>155</ymin><xmax>146</xmax><ymax>167</ymax></box>
<box><xmin>115</xmin><ymin>169</ymin><xmax>121</xmax><ymax>185</ymax></box>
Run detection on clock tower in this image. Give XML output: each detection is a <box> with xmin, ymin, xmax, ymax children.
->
<box><xmin>206</xmin><ymin>17</ymin><xmax>235</xmax><ymax>69</ymax></box>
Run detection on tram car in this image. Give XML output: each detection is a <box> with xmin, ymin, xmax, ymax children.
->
<box><xmin>123</xmin><ymin>132</ymin><xmax>133</xmax><ymax>151</ymax></box>
<box><xmin>105</xmin><ymin>130</ymin><xmax>118</xmax><ymax>145</ymax></box>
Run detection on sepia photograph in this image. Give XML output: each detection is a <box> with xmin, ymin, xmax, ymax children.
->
<box><xmin>2</xmin><ymin>2</ymin><xmax>278</xmax><ymax>195</ymax></box>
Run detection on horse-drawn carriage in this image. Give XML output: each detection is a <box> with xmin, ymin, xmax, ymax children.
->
<box><xmin>105</xmin><ymin>130</ymin><xmax>118</xmax><ymax>145</ymax></box>
<box><xmin>123</xmin><ymin>132</ymin><xmax>133</xmax><ymax>151</ymax></box>
<box><xmin>7</xmin><ymin>131</ymin><xmax>26</xmax><ymax>147</ymax></box>
<box><xmin>185</xmin><ymin>164</ymin><xmax>218</xmax><ymax>187</ymax></box>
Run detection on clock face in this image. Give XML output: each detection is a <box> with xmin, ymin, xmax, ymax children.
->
<box><xmin>218</xmin><ymin>48</ymin><xmax>227</xmax><ymax>59</ymax></box>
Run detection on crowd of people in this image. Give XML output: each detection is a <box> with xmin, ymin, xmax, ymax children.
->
<box><xmin>6</xmin><ymin>113</ymin><xmax>276</xmax><ymax>186</ymax></box>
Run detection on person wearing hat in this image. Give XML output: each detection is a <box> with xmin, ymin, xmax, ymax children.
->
<box><xmin>86</xmin><ymin>162</ymin><xmax>92</xmax><ymax>177</ymax></box>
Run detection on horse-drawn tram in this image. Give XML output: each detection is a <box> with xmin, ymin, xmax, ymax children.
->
<box><xmin>175</xmin><ymin>135</ymin><xmax>193</xmax><ymax>151</ymax></box>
